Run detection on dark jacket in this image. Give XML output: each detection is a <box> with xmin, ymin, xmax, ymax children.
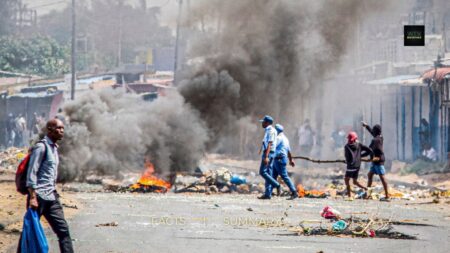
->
<box><xmin>364</xmin><ymin>124</ymin><xmax>385</xmax><ymax>165</ymax></box>
<box><xmin>345</xmin><ymin>142</ymin><xmax>373</xmax><ymax>171</ymax></box>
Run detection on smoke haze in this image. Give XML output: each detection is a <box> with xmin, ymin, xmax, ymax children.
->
<box><xmin>57</xmin><ymin>0</ymin><xmax>399</xmax><ymax>180</ymax></box>
<box><xmin>178</xmin><ymin>0</ymin><xmax>389</xmax><ymax>154</ymax></box>
<box><xmin>57</xmin><ymin>90</ymin><xmax>208</xmax><ymax>181</ymax></box>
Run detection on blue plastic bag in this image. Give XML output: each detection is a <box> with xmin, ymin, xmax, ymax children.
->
<box><xmin>332</xmin><ymin>220</ymin><xmax>348</xmax><ymax>232</ymax></box>
<box><xmin>230</xmin><ymin>175</ymin><xmax>247</xmax><ymax>185</ymax></box>
<box><xmin>20</xmin><ymin>208</ymin><xmax>49</xmax><ymax>253</ymax></box>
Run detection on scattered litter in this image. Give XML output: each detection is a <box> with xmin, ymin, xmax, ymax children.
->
<box><xmin>62</xmin><ymin>203</ymin><xmax>78</xmax><ymax>209</ymax></box>
<box><xmin>320</xmin><ymin>206</ymin><xmax>341</xmax><ymax>220</ymax></box>
<box><xmin>298</xmin><ymin>211</ymin><xmax>420</xmax><ymax>240</ymax></box>
<box><xmin>367</xmin><ymin>229</ymin><xmax>376</xmax><ymax>237</ymax></box>
<box><xmin>95</xmin><ymin>222</ymin><xmax>118</xmax><ymax>227</ymax></box>
<box><xmin>332</xmin><ymin>220</ymin><xmax>347</xmax><ymax>232</ymax></box>
<box><xmin>0</xmin><ymin>147</ymin><xmax>27</xmax><ymax>170</ymax></box>
<box><xmin>305</xmin><ymin>190</ymin><xmax>327</xmax><ymax>198</ymax></box>
<box><xmin>230</xmin><ymin>174</ymin><xmax>247</xmax><ymax>185</ymax></box>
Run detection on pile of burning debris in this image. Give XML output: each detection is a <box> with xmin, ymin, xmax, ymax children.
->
<box><xmin>118</xmin><ymin>161</ymin><xmax>172</xmax><ymax>193</ymax></box>
<box><xmin>102</xmin><ymin>166</ymin><xmax>264</xmax><ymax>194</ymax></box>
<box><xmin>57</xmin><ymin>153</ymin><xmax>450</xmax><ymax>199</ymax></box>
<box><xmin>81</xmin><ymin>164</ymin><xmax>450</xmax><ymax>200</ymax></box>
<box><xmin>127</xmin><ymin>161</ymin><xmax>171</xmax><ymax>193</ymax></box>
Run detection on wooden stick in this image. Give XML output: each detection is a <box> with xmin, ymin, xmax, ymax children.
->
<box><xmin>352</xmin><ymin>218</ymin><xmax>374</xmax><ymax>235</ymax></box>
<box><xmin>291</xmin><ymin>156</ymin><xmax>372</xmax><ymax>164</ymax></box>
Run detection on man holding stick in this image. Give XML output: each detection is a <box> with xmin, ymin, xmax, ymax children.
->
<box><xmin>362</xmin><ymin>122</ymin><xmax>390</xmax><ymax>201</ymax></box>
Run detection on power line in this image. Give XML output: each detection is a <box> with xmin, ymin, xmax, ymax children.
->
<box><xmin>28</xmin><ymin>0</ymin><xmax>69</xmax><ymax>10</ymax></box>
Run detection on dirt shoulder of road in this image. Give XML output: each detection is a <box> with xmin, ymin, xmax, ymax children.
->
<box><xmin>0</xmin><ymin>170</ymin><xmax>80</xmax><ymax>252</ymax></box>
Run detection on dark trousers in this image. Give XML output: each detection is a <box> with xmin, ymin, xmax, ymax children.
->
<box><xmin>18</xmin><ymin>194</ymin><xmax>74</xmax><ymax>253</ymax></box>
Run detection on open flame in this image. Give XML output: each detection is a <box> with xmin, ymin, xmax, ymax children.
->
<box><xmin>130</xmin><ymin>160</ymin><xmax>171</xmax><ymax>193</ymax></box>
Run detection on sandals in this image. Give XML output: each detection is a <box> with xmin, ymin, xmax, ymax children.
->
<box><xmin>380</xmin><ymin>197</ymin><xmax>391</xmax><ymax>202</ymax></box>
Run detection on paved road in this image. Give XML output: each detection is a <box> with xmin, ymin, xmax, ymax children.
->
<box><xmin>30</xmin><ymin>193</ymin><xmax>450</xmax><ymax>253</ymax></box>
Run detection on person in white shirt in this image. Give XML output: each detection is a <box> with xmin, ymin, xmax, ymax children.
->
<box><xmin>257</xmin><ymin>115</ymin><xmax>280</xmax><ymax>200</ymax></box>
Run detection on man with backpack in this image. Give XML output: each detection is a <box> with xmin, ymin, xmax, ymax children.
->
<box><xmin>18</xmin><ymin>118</ymin><xmax>74</xmax><ymax>253</ymax></box>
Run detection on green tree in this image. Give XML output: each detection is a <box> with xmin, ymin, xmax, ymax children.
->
<box><xmin>37</xmin><ymin>0</ymin><xmax>174</xmax><ymax>70</ymax></box>
<box><xmin>0</xmin><ymin>36</ymin><xmax>70</xmax><ymax>77</ymax></box>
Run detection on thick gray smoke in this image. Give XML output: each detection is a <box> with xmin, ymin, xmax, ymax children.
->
<box><xmin>178</xmin><ymin>0</ymin><xmax>388</xmax><ymax>155</ymax></box>
<box><xmin>57</xmin><ymin>89</ymin><xmax>208</xmax><ymax>182</ymax></box>
<box><xmin>56</xmin><ymin>0</ymin><xmax>393</xmax><ymax>181</ymax></box>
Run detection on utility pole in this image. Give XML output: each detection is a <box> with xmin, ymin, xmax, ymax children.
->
<box><xmin>173</xmin><ymin>0</ymin><xmax>183</xmax><ymax>85</ymax></box>
<box><xmin>71</xmin><ymin>0</ymin><xmax>76</xmax><ymax>100</ymax></box>
<box><xmin>117</xmin><ymin>0</ymin><xmax>123</xmax><ymax>67</ymax></box>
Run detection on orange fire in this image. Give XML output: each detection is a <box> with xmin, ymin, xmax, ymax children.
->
<box><xmin>131</xmin><ymin>160</ymin><xmax>171</xmax><ymax>192</ymax></box>
<box><xmin>296</xmin><ymin>184</ymin><xmax>327</xmax><ymax>198</ymax></box>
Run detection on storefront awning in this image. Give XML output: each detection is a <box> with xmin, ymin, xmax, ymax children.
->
<box><xmin>421</xmin><ymin>67</ymin><xmax>450</xmax><ymax>83</ymax></box>
<box><xmin>365</xmin><ymin>75</ymin><xmax>421</xmax><ymax>86</ymax></box>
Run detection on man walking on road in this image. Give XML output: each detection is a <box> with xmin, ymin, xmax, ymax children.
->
<box><xmin>257</xmin><ymin>115</ymin><xmax>280</xmax><ymax>200</ymax></box>
<box><xmin>273</xmin><ymin>124</ymin><xmax>299</xmax><ymax>200</ymax></box>
<box><xmin>362</xmin><ymin>122</ymin><xmax>390</xmax><ymax>201</ymax></box>
<box><xmin>18</xmin><ymin>118</ymin><xmax>74</xmax><ymax>253</ymax></box>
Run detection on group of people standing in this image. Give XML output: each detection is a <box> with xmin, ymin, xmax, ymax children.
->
<box><xmin>257</xmin><ymin>115</ymin><xmax>390</xmax><ymax>201</ymax></box>
<box><xmin>5</xmin><ymin>112</ymin><xmax>46</xmax><ymax>148</ymax></box>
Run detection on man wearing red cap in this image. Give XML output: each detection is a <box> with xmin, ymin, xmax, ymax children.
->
<box><xmin>344</xmin><ymin>131</ymin><xmax>373</xmax><ymax>199</ymax></box>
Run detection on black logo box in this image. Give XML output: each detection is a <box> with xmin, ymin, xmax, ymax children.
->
<box><xmin>404</xmin><ymin>25</ymin><xmax>425</xmax><ymax>46</ymax></box>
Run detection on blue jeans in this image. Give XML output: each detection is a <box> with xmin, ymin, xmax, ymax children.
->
<box><xmin>274</xmin><ymin>157</ymin><xmax>297</xmax><ymax>195</ymax></box>
<box><xmin>259</xmin><ymin>157</ymin><xmax>280</xmax><ymax>197</ymax></box>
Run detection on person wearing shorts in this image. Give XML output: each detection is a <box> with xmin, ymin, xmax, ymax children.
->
<box><xmin>362</xmin><ymin>122</ymin><xmax>390</xmax><ymax>201</ymax></box>
<box><xmin>344</xmin><ymin>132</ymin><xmax>373</xmax><ymax>199</ymax></box>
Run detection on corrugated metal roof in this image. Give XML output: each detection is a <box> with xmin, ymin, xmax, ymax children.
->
<box><xmin>421</xmin><ymin>67</ymin><xmax>450</xmax><ymax>83</ymax></box>
<box><xmin>365</xmin><ymin>75</ymin><xmax>419</xmax><ymax>86</ymax></box>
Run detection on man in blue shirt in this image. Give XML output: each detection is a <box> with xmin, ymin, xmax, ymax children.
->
<box><xmin>257</xmin><ymin>115</ymin><xmax>281</xmax><ymax>200</ymax></box>
<box><xmin>273</xmin><ymin>124</ymin><xmax>299</xmax><ymax>200</ymax></box>
<box><xmin>19</xmin><ymin>118</ymin><xmax>74</xmax><ymax>253</ymax></box>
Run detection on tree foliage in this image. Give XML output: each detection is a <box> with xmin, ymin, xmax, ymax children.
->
<box><xmin>0</xmin><ymin>36</ymin><xmax>69</xmax><ymax>77</ymax></box>
<box><xmin>38</xmin><ymin>0</ymin><xmax>174</xmax><ymax>70</ymax></box>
